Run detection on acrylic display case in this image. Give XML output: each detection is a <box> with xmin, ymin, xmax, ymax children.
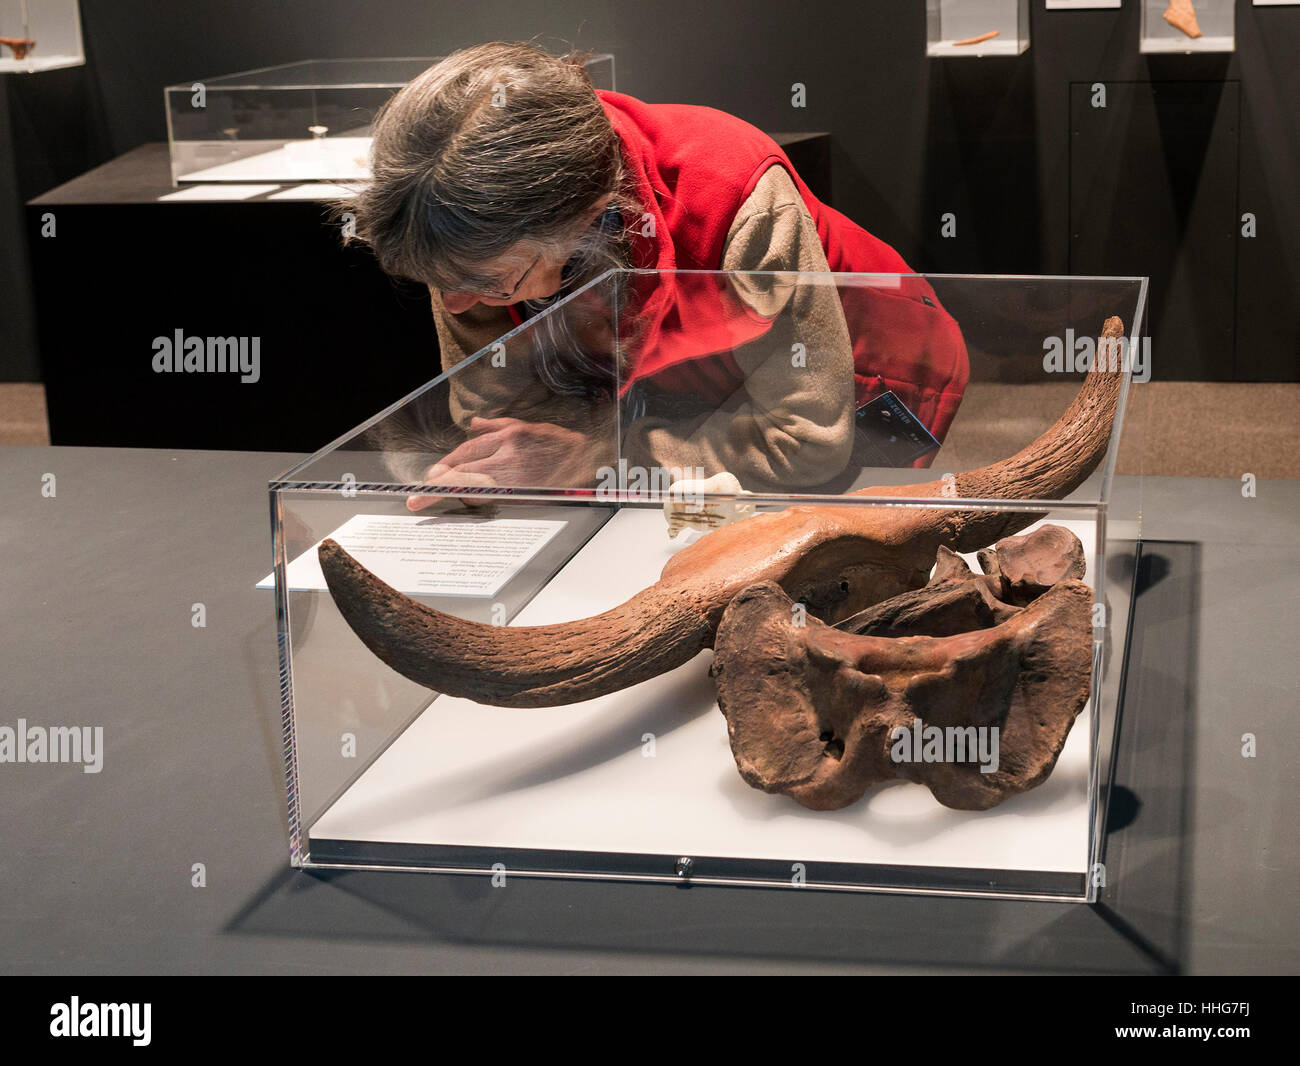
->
<box><xmin>926</xmin><ymin>0</ymin><xmax>1030</xmax><ymax>56</ymax></box>
<box><xmin>1141</xmin><ymin>0</ymin><xmax>1234</xmax><ymax>52</ymax></box>
<box><xmin>165</xmin><ymin>55</ymin><xmax>616</xmax><ymax>185</ymax></box>
<box><xmin>268</xmin><ymin>269</ymin><xmax>1147</xmax><ymax>901</ymax></box>
<box><xmin>0</xmin><ymin>0</ymin><xmax>84</xmax><ymax>73</ymax></box>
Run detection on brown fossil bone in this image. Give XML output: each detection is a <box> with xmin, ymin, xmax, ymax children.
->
<box><xmin>711</xmin><ymin>579</ymin><xmax>1094</xmax><ymax>811</ymax></box>
<box><xmin>318</xmin><ymin>317</ymin><xmax>1125</xmax><ymax>709</ymax></box>
<box><xmin>835</xmin><ymin>524</ymin><xmax>1084</xmax><ymax>636</ymax></box>
<box><xmin>952</xmin><ymin>31</ymin><xmax>1000</xmax><ymax>47</ymax></box>
<box><xmin>0</xmin><ymin>37</ymin><xmax>36</xmax><ymax>60</ymax></box>
<box><xmin>1162</xmin><ymin>0</ymin><xmax>1203</xmax><ymax>40</ymax></box>
<box><xmin>976</xmin><ymin>524</ymin><xmax>1086</xmax><ymax>607</ymax></box>
<box><xmin>836</xmin><ymin>546</ymin><xmax>1019</xmax><ymax>638</ymax></box>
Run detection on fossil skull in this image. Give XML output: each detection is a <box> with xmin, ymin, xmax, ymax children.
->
<box><xmin>712</xmin><ymin>524</ymin><xmax>1092</xmax><ymax>810</ymax></box>
<box><xmin>711</xmin><ymin>573</ymin><xmax>1093</xmax><ymax>811</ymax></box>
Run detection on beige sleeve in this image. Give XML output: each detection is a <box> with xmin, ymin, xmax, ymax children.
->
<box><xmin>429</xmin><ymin>288</ymin><xmax>535</xmax><ymax>428</ymax></box>
<box><xmin>621</xmin><ymin>165</ymin><xmax>856</xmax><ymax>490</ymax></box>
<box><xmin>362</xmin><ymin>291</ymin><xmax>538</xmax><ymax>481</ymax></box>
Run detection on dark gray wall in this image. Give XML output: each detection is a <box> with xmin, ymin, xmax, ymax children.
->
<box><xmin>0</xmin><ymin>76</ymin><xmax>39</xmax><ymax>379</ymax></box>
<box><xmin>3</xmin><ymin>0</ymin><xmax>1298</xmax><ymax>381</ymax></box>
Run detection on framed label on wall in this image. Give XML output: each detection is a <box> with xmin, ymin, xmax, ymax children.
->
<box><xmin>1046</xmin><ymin>1</ymin><xmax>1122</xmax><ymax>9</ymax></box>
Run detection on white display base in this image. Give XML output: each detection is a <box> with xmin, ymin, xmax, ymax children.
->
<box><xmin>158</xmin><ymin>184</ymin><xmax>280</xmax><ymax>202</ymax></box>
<box><xmin>267</xmin><ymin>184</ymin><xmax>357</xmax><ymax>201</ymax></box>
<box><xmin>310</xmin><ymin>509</ymin><xmax>1095</xmax><ymax>878</ymax></box>
<box><xmin>0</xmin><ymin>54</ymin><xmax>83</xmax><ymax>73</ymax></box>
<box><xmin>927</xmin><ymin>39</ymin><xmax>1028</xmax><ymax>57</ymax></box>
<box><xmin>176</xmin><ymin>137</ymin><xmax>371</xmax><ymax>183</ymax></box>
<box><xmin>1140</xmin><ymin>35</ymin><xmax>1235</xmax><ymax>52</ymax></box>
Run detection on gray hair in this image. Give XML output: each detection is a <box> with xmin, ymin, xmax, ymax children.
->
<box><xmin>338</xmin><ymin>42</ymin><xmax>632</xmax><ymax>295</ymax></box>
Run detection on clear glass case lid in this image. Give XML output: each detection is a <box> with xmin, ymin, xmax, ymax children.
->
<box><xmin>165</xmin><ymin>55</ymin><xmax>616</xmax><ymax>92</ymax></box>
<box><xmin>277</xmin><ymin>269</ymin><xmax>1148</xmax><ymax>511</ymax></box>
<box><xmin>187</xmin><ymin>58</ymin><xmax>452</xmax><ymax>90</ymax></box>
<box><xmin>165</xmin><ymin>55</ymin><xmax>617</xmax><ymax>183</ymax></box>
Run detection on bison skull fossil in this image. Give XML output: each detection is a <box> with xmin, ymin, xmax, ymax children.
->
<box><xmin>712</xmin><ymin>525</ymin><xmax>1093</xmax><ymax>811</ymax></box>
<box><xmin>318</xmin><ymin>316</ymin><xmax>1124</xmax><ymax>711</ymax></box>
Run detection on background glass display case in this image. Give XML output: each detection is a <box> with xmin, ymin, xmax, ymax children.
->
<box><xmin>165</xmin><ymin>54</ymin><xmax>616</xmax><ymax>184</ymax></box>
<box><xmin>268</xmin><ymin>269</ymin><xmax>1148</xmax><ymax>901</ymax></box>
<box><xmin>926</xmin><ymin>0</ymin><xmax>1030</xmax><ymax>56</ymax></box>
<box><xmin>0</xmin><ymin>0</ymin><xmax>84</xmax><ymax>73</ymax></box>
<box><xmin>1141</xmin><ymin>0</ymin><xmax>1234</xmax><ymax>52</ymax></box>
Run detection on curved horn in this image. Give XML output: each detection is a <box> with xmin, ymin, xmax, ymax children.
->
<box><xmin>319</xmin><ymin>538</ymin><xmax>714</xmax><ymax>708</ymax></box>
<box><xmin>854</xmin><ymin>315</ymin><xmax>1126</xmax><ymax>551</ymax></box>
<box><xmin>319</xmin><ymin>316</ymin><xmax>1126</xmax><ymax>706</ymax></box>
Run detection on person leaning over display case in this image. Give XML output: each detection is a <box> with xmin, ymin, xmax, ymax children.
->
<box><xmin>339</xmin><ymin>42</ymin><xmax>968</xmax><ymax>497</ymax></box>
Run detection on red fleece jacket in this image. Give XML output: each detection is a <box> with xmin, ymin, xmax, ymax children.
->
<box><xmin>594</xmin><ymin>90</ymin><xmax>969</xmax><ymax>444</ymax></box>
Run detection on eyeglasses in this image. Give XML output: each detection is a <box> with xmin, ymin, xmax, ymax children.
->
<box><xmin>446</xmin><ymin>208</ymin><xmax>621</xmax><ymax>301</ymax></box>
<box><xmin>450</xmin><ymin>252</ymin><xmax>543</xmax><ymax>301</ymax></box>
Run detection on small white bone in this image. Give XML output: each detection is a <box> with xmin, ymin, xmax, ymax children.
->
<box><xmin>664</xmin><ymin>472</ymin><xmax>754</xmax><ymax>538</ymax></box>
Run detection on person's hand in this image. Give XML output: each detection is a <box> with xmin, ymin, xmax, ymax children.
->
<box><xmin>406</xmin><ymin>464</ymin><xmax>498</xmax><ymax>512</ymax></box>
<box><xmin>406</xmin><ymin>417</ymin><xmax>596</xmax><ymax>511</ymax></box>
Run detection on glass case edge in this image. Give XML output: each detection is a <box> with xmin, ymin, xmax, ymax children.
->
<box><xmin>164</xmin><ymin>57</ymin><xmax>323</xmax><ymax>92</ymax></box>
<box><xmin>165</xmin><ymin>54</ymin><xmax>620</xmax><ymax>92</ymax></box>
<box><xmin>1086</xmin><ymin>526</ymin><xmax>1143</xmax><ymax>905</ymax></box>
<box><xmin>270</xmin><ymin>487</ymin><xmax>305</xmax><ymax>867</ymax></box>
<box><xmin>291</xmin><ymin>858</ymin><xmax>1090</xmax><ymax>903</ymax></box>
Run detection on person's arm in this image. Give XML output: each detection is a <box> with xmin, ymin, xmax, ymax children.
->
<box><xmin>621</xmin><ymin>166</ymin><xmax>857</xmax><ymax>490</ymax></box>
<box><xmin>430</xmin><ymin>288</ymin><xmax>536</xmax><ymax>427</ymax></box>
<box><xmin>380</xmin><ymin>287</ymin><xmax>619</xmax><ymax>493</ymax></box>
<box><xmin>361</xmin><ymin>290</ymin><xmax>517</xmax><ymax>483</ymax></box>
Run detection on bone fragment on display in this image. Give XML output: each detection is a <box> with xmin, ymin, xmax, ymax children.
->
<box><xmin>835</xmin><ymin>546</ymin><xmax>1020</xmax><ymax>639</ymax></box>
<box><xmin>975</xmin><ymin>524</ymin><xmax>1087</xmax><ymax>607</ymax></box>
<box><xmin>931</xmin><ymin>544</ymin><xmax>974</xmax><ymax>583</ymax></box>
<box><xmin>0</xmin><ymin>37</ymin><xmax>36</xmax><ymax>59</ymax></box>
<box><xmin>664</xmin><ymin>471</ymin><xmax>754</xmax><ymax>538</ymax></box>
<box><xmin>952</xmin><ymin>31</ymin><xmax>1000</xmax><ymax>47</ymax></box>
<box><xmin>1163</xmin><ymin>0</ymin><xmax>1203</xmax><ymax>39</ymax></box>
